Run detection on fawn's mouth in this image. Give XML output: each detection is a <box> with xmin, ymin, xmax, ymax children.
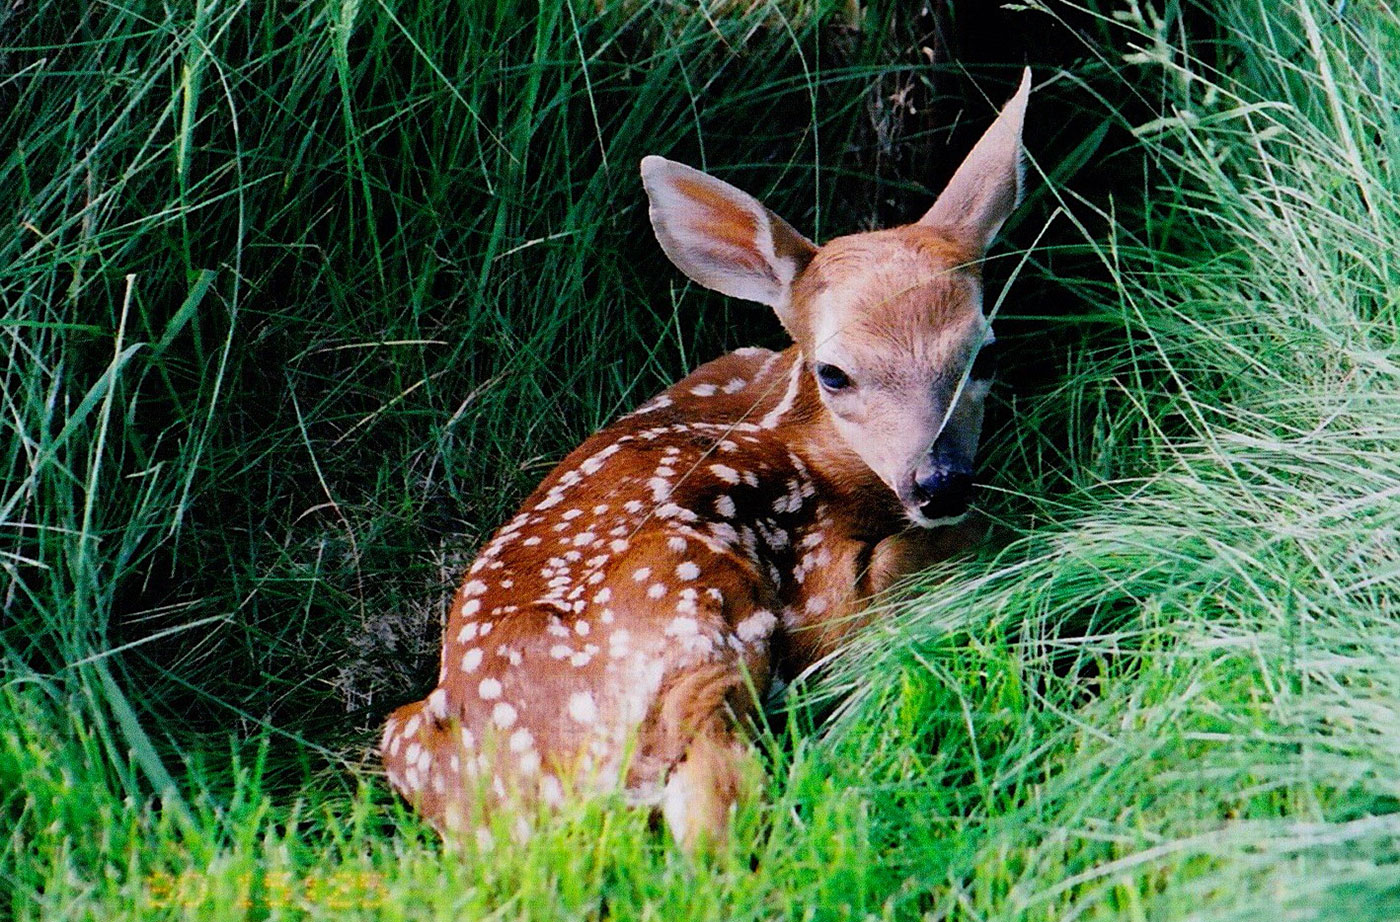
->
<box><xmin>907</xmin><ymin>506</ymin><xmax>971</xmax><ymax>529</ymax></box>
<box><xmin>904</xmin><ymin>482</ymin><xmax>976</xmax><ymax>529</ymax></box>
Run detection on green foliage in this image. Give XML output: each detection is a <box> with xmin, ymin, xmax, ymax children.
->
<box><xmin>3</xmin><ymin>0</ymin><xmax>1400</xmax><ymax>918</ymax></box>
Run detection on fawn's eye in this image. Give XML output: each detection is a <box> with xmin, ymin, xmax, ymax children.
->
<box><xmin>815</xmin><ymin>363</ymin><xmax>852</xmax><ymax>392</ymax></box>
<box><xmin>969</xmin><ymin>340</ymin><xmax>1001</xmax><ymax>381</ymax></box>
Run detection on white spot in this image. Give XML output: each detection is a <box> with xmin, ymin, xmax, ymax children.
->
<box><xmin>457</xmin><ymin>622</ymin><xmax>480</xmax><ymax>643</ymax></box>
<box><xmin>518</xmin><ymin>749</ymin><xmax>541</xmax><ymax>775</ymax></box>
<box><xmin>647</xmin><ymin>583</ymin><xmax>667</xmax><ymax>600</ymax></box>
<box><xmin>676</xmin><ymin>561</ymin><xmax>699</xmax><ymax>580</ymax></box>
<box><xmin>759</xmin><ymin>355</ymin><xmax>804</xmax><ymax>428</ymax></box>
<box><xmin>572</xmin><ymin>531</ymin><xmax>596</xmax><ymax>546</ymax></box>
<box><xmin>593</xmin><ymin>587</ymin><xmax>613</xmax><ymax>604</ymax></box>
<box><xmin>805</xmin><ymin>595</ymin><xmax>830</xmax><ymax>615</ymax></box>
<box><xmin>624</xmin><ymin>500</ymin><xmax>644</xmax><ymax>514</ymax></box>
<box><xmin>509</xmin><ymin>728</ymin><xmax>534</xmax><ymax>752</ymax></box>
<box><xmin>722</xmin><ymin>377</ymin><xmax>747</xmax><ymax>393</ymax></box>
<box><xmin>581</xmin><ymin>443</ymin><xmax>621</xmax><ymax>474</ymax></box>
<box><xmin>536</xmin><ymin>493</ymin><xmax>563</xmax><ymax>510</ymax></box>
<box><xmin>575</xmin><ymin>620</ymin><xmax>591</xmax><ymax>636</ymax></box>
<box><xmin>663</xmin><ymin>773</ymin><xmax>690</xmax><ymax>845</ymax></box>
<box><xmin>460</xmin><ymin>727</ymin><xmax>476</xmax><ymax>749</ymax></box>
<box><xmin>478</xmin><ymin>678</ymin><xmax>502</xmax><ymax>700</ymax></box>
<box><xmin>593</xmin><ymin>504</ymin><xmax>609</xmax><ymax>515</ymax></box>
<box><xmin>460</xmin><ymin>648</ymin><xmax>483</xmax><ymax>672</ymax></box>
<box><xmin>666</xmin><ymin>616</ymin><xmax>698</xmax><ymax>636</ymax></box>
<box><xmin>541</xmin><ymin>774</ymin><xmax>564</xmax><ymax>806</ymax></box>
<box><xmin>609</xmin><ymin>629</ymin><xmax>632</xmax><ymax>658</ymax></box>
<box><xmin>463</xmin><ymin>580</ymin><xmax>487</xmax><ymax>596</ymax></box>
<box><xmin>492</xmin><ymin>702</ymin><xmax>518</xmax><ymax>728</ymax></box>
<box><xmin>690</xmin><ymin>383</ymin><xmax>717</xmax><ymax>396</ymax></box>
<box><xmin>656</xmin><ymin>465</ymin><xmax>676</xmax><ymax>478</ymax></box>
<box><xmin>710</xmin><ymin>464</ymin><xmax>741</xmax><ymax>484</ymax></box>
<box><xmin>649</xmin><ymin>477</ymin><xmax>671</xmax><ymax>501</ymax></box>
<box><xmin>568</xmin><ymin>691</ymin><xmax>598</xmax><ymax>724</ymax></box>
<box><xmin>563</xmin><ymin>508</ymin><xmax>583</xmax><ymax>520</ymax></box>
<box><xmin>667</xmin><ymin>536</ymin><xmax>688</xmax><ymax>553</ymax></box>
<box><xmin>632</xmin><ymin>567</ymin><xmax>652</xmax><ymax>582</ymax></box>
<box><xmin>523</xmin><ymin>536</ymin><xmax>542</xmax><ymax>546</ymax></box>
<box><xmin>657</xmin><ymin>502</ymin><xmax>697</xmax><ymax>521</ymax></box>
<box><xmin>550</xmin><ymin>644</ymin><xmax>573</xmax><ymax>659</ymax></box>
<box><xmin>715</xmin><ymin>495</ymin><xmax>736</xmax><ymax>518</ymax></box>
<box><xmin>737</xmin><ymin>609</ymin><xmax>778</xmax><ymax>643</ymax></box>
<box><xmin>462</xmin><ymin>599</ymin><xmax>482</xmax><ymax>618</ymax></box>
<box><xmin>709</xmin><ymin>522</ymin><xmax>739</xmax><ymax>546</ymax></box>
<box><xmin>404</xmin><ymin>715</ymin><xmax>422</xmax><ymax>737</ymax></box>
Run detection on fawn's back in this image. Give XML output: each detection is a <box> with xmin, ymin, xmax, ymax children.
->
<box><xmin>382</xmin><ymin>69</ymin><xmax>1033</xmax><ymax>851</ymax></box>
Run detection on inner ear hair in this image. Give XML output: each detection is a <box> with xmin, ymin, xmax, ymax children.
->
<box><xmin>641</xmin><ymin>156</ymin><xmax>817</xmax><ymax>309</ymax></box>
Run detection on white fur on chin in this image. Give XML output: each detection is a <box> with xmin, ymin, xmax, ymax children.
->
<box><xmin>906</xmin><ymin>507</ymin><xmax>970</xmax><ymax>529</ymax></box>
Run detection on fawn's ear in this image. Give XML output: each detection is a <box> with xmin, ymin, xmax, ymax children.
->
<box><xmin>919</xmin><ymin>68</ymin><xmax>1032</xmax><ymax>253</ymax></box>
<box><xmin>641</xmin><ymin>156</ymin><xmax>817</xmax><ymax>309</ymax></box>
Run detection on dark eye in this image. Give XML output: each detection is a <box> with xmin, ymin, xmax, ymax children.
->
<box><xmin>815</xmin><ymin>363</ymin><xmax>852</xmax><ymax>391</ymax></box>
<box><xmin>970</xmin><ymin>341</ymin><xmax>1001</xmax><ymax>381</ymax></box>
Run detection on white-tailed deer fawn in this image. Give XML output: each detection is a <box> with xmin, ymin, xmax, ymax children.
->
<box><xmin>382</xmin><ymin>69</ymin><xmax>1031</xmax><ymax>851</ymax></box>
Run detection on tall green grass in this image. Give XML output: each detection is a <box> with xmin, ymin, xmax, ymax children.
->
<box><xmin>3</xmin><ymin>0</ymin><xmax>1399</xmax><ymax>918</ymax></box>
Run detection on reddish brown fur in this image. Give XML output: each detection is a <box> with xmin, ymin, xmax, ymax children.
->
<box><xmin>382</xmin><ymin>70</ymin><xmax>1031</xmax><ymax>848</ymax></box>
<box><xmin>380</xmin><ymin>345</ymin><xmax>963</xmax><ymax>844</ymax></box>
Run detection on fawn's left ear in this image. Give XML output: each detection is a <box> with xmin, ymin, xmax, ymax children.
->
<box><xmin>641</xmin><ymin>156</ymin><xmax>817</xmax><ymax>309</ymax></box>
<box><xmin>919</xmin><ymin>68</ymin><xmax>1032</xmax><ymax>253</ymax></box>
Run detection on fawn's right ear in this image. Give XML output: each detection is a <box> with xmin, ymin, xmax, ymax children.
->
<box><xmin>641</xmin><ymin>156</ymin><xmax>817</xmax><ymax>309</ymax></box>
<box><xmin>918</xmin><ymin>68</ymin><xmax>1032</xmax><ymax>253</ymax></box>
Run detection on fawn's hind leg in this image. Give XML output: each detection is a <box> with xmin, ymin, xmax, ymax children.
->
<box><xmin>655</xmin><ymin>662</ymin><xmax>763</xmax><ymax>853</ymax></box>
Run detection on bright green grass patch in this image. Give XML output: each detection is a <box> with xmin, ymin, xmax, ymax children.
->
<box><xmin>4</xmin><ymin>0</ymin><xmax>1400</xmax><ymax>918</ymax></box>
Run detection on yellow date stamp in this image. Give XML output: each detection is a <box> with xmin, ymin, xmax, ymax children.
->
<box><xmin>145</xmin><ymin>869</ymin><xmax>385</xmax><ymax>910</ymax></box>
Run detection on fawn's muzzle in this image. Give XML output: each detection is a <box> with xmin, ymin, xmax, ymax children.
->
<box><xmin>910</xmin><ymin>464</ymin><xmax>975</xmax><ymax>522</ymax></box>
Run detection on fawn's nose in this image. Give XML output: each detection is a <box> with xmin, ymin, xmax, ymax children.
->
<box><xmin>910</xmin><ymin>467</ymin><xmax>975</xmax><ymax>521</ymax></box>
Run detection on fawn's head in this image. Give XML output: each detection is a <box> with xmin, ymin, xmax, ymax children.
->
<box><xmin>641</xmin><ymin>70</ymin><xmax>1030</xmax><ymax>527</ymax></box>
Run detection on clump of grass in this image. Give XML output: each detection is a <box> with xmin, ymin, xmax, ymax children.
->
<box><xmin>816</xmin><ymin>1</ymin><xmax>1400</xmax><ymax>917</ymax></box>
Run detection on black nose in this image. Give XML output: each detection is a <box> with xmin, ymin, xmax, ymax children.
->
<box><xmin>911</xmin><ymin>469</ymin><xmax>974</xmax><ymax>520</ymax></box>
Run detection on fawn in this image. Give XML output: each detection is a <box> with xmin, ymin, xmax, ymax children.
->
<box><xmin>381</xmin><ymin>69</ymin><xmax>1031</xmax><ymax>851</ymax></box>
